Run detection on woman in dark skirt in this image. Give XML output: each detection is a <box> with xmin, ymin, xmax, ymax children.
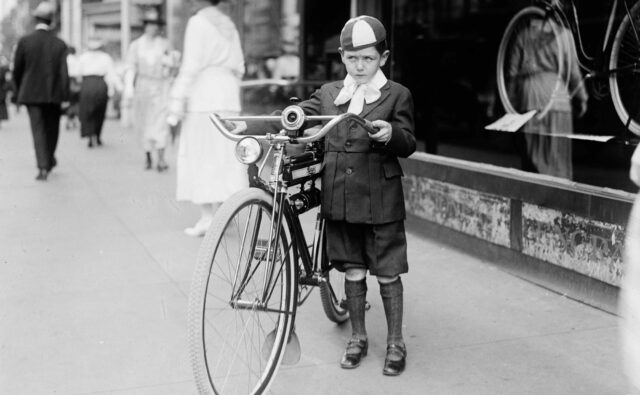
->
<box><xmin>79</xmin><ymin>75</ymin><xmax>108</xmax><ymax>146</ymax></box>
<box><xmin>77</xmin><ymin>38</ymin><xmax>120</xmax><ymax>147</ymax></box>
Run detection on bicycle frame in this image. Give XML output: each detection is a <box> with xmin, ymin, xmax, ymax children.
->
<box><xmin>542</xmin><ymin>0</ymin><xmax>636</xmax><ymax>72</ymax></box>
<box><xmin>253</xmin><ymin>145</ymin><xmax>329</xmax><ymax>299</ymax></box>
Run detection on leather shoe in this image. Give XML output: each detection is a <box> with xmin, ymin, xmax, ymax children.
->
<box><xmin>35</xmin><ymin>169</ymin><xmax>48</xmax><ymax>181</ymax></box>
<box><xmin>340</xmin><ymin>338</ymin><xmax>368</xmax><ymax>369</ymax></box>
<box><xmin>383</xmin><ymin>343</ymin><xmax>406</xmax><ymax>376</ymax></box>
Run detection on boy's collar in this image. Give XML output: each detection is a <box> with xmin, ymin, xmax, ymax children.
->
<box><xmin>343</xmin><ymin>69</ymin><xmax>388</xmax><ymax>90</ymax></box>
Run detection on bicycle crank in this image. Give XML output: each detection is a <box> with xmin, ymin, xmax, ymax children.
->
<box><xmin>262</xmin><ymin>327</ymin><xmax>301</xmax><ymax>365</ymax></box>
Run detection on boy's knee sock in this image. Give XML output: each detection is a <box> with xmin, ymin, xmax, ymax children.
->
<box><xmin>345</xmin><ymin>279</ymin><xmax>368</xmax><ymax>340</ymax></box>
<box><xmin>380</xmin><ymin>278</ymin><xmax>404</xmax><ymax>346</ymax></box>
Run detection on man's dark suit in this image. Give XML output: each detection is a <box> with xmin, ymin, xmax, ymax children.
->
<box><xmin>13</xmin><ymin>27</ymin><xmax>69</xmax><ymax>174</ymax></box>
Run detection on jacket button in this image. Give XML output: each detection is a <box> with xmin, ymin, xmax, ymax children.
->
<box><xmin>346</xmin><ymin>168</ymin><xmax>353</xmax><ymax>175</ymax></box>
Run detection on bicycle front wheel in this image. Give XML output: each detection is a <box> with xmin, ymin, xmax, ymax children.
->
<box><xmin>188</xmin><ymin>188</ymin><xmax>297</xmax><ymax>395</ymax></box>
<box><xmin>610</xmin><ymin>1</ymin><xmax>640</xmax><ymax>136</ymax></box>
<box><xmin>497</xmin><ymin>6</ymin><xmax>567</xmax><ymax>118</ymax></box>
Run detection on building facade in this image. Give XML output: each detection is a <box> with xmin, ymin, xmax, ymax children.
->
<box><xmin>43</xmin><ymin>0</ymin><xmax>638</xmax><ymax>310</ymax></box>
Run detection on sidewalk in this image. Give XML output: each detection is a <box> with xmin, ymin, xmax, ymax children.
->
<box><xmin>0</xmin><ymin>108</ymin><xmax>628</xmax><ymax>394</ymax></box>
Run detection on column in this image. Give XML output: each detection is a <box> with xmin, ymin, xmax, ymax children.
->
<box><xmin>120</xmin><ymin>0</ymin><xmax>130</xmax><ymax>59</ymax></box>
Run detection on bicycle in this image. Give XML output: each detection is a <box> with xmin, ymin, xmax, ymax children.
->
<box><xmin>187</xmin><ymin>105</ymin><xmax>379</xmax><ymax>394</ymax></box>
<box><xmin>497</xmin><ymin>0</ymin><xmax>640</xmax><ymax>134</ymax></box>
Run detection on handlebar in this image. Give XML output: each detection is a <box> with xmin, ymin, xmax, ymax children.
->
<box><xmin>208</xmin><ymin>105</ymin><xmax>379</xmax><ymax>144</ymax></box>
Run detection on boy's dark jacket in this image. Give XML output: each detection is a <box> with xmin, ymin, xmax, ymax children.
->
<box><xmin>299</xmin><ymin>79</ymin><xmax>416</xmax><ymax>224</ymax></box>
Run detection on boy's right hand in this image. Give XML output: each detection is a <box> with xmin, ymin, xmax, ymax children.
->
<box><xmin>368</xmin><ymin>120</ymin><xmax>392</xmax><ymax>144</ymax></box>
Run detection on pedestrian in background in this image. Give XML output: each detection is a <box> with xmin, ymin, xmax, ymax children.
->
<box><xmin>0</xmin><ymin>56</ymin><xmax>10</xmax><ymax>129</ymax></box>
<box><xmin>77</xmin><ymin>38</ymin><xmax>121</xmax><ymax>148</ymax></box>
<box><xmin>124</xmin><ymin>7</ymin><xmax>175</xmax><ymax>172</ymax></box>
<box><xmin>65</xmin><ymin>46</ymin><xmax>81</xmax><ymax>131</ymax></box>
<box><xmin>168</xmin><ymin>0</ymin><xmax>247</xmax><ymax>237</ymax></box>
<box><xmin>12</xmin><ymin>1</ymin><xmax>69</xmax><ymax>181</ymax></box>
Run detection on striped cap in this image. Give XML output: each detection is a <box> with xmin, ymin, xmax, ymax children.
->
<box><xmin>340</xmin><ymin>16</ymin><xmax>386</xmax><ymax>51</ymax></box>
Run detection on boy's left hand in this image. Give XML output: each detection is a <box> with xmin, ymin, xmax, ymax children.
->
<box><xmin>369</xmin><ymin>120</ymin><xmax>392</xmax><ymax>144</ymax></box>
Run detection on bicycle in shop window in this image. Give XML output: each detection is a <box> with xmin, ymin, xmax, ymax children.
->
<box><xmin>187</xmin><ymin>104</ymin><xmax>379</xmax><ymax>394</ymax></box>
<box><xmin>497</xmin><ymin>0</ymin><xmax>640</xmax><ymax>135</ymax></box>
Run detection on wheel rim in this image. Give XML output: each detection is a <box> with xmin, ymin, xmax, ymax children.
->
<box><xmin>497</xmin><ymin>7</ymin><xmax>568</xmax><ymax>118</ymax></box>
<box><xmin>610</xmin><ymin>3</ymin><xmax>640</xmax><ymax>136</ymax></box>
<box><xmin>201</xmin><ymin>201</ymin><xmax>294</xmax><ymax>394</ymax></box>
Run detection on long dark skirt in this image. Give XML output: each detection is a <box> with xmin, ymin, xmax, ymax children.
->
<box><xmin>79</xmin><ymin>75</ymin><xmax>108</xmax><ymax>138</ymax></box>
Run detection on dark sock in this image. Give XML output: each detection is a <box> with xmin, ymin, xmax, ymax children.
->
<box><xmin>345</xmin><ymin>279</ymin><xmax>368</xmax><ymax>340</ymax></box>
<box><xmin>380</xmin><ymin>278</ymin><xmax>404</xmax><ymax>347</ymax></box>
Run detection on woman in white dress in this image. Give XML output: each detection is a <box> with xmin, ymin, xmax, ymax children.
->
<box><xmin>124</xmin><ymin>8</ymin><xmax>175</xmax><ymax>171</ymax></box>
<box><xmin>168</xmin><ymin>0</ymin><xmax>247</xmax><ymax>236</ymax></box>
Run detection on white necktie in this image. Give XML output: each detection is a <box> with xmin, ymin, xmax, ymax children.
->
<box><xmin>347</xmin><ymin>85</ymin><xmax>367</xmax><ymax>114</ymax></box>
<box><xmin>334</xmin><ymin>70</ymin><xmax>387</xmax><ymax>115</ymax></box>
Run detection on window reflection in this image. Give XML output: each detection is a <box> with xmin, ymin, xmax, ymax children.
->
<box><xmin>390</xmin><ymin>0</ymin><xmax>637</xmax><ymax>192</ymax></box>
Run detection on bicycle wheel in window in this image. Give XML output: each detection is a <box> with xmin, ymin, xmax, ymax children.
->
<box><xmin>497</xmin><ymin>6</ymin><xmax>568</xmax><ymax>118</ymax></box>
<box><xmin>317</xmin><ymin>222</ymin><xmax>349</xmax><ymax>323</ymax></box>
<box><xmin>609</xmin><ymin>0</ymin><xmax>640</xmax><ymax>136</ymax></box>
<box><xmin>188</xmin><ymin>188</ymin><xmax>297</xmax><ymax>395</ymax></box>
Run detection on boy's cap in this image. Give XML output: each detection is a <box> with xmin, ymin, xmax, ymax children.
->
<box><xmin>340</xmin><ymin>16</ymin><xmax>386</xmax><ymax>51</ymax></box>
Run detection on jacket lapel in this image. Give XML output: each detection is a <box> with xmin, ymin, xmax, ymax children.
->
<box><xmin>329</xmin><ymin>82</ymin><xmax>349</xmax><ymax>114</ymax></box>
<box><xmin>359</xmin><ymin>81</ymin><xmax>391</xmax><ymax>119</ymax></box>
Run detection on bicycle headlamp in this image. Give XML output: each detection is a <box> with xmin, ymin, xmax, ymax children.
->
<box><xmin>235</xmin><ymin>137</ymin><xmax>263</xmax><ymax>165</ymax></box>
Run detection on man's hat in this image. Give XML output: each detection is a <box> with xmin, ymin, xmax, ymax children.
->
<box><xmin>32</xmin><ymin>1</ymin><xmax>55</xmax><ymax>21</ymax></box>
<box><xmin>141</xmin><ymin>8</ymin><xmax>165</xmax><ymax>25</ymax></box>
<box><xmin>340</xmin><ymin>16</ymin><xmax>386</xmax><ymax>51</ymax></box>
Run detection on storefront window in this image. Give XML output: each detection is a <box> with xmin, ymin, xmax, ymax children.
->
<box><xmin>237</xmin><ymin>0</ymin><xmax>303</xmax><ymax>113</ymax></box>
<box><xmin>390</xmin><ymin>0</ymin><xmax>639</xmax><ymax>192</ymax></box>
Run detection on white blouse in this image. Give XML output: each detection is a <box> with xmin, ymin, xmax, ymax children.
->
<box><xmin>78</xmin><ymin>50</ymin><xmax>122</xmax><ymax>94</ymax></box>
<box><xmin>170</xmin><ymin>6</ymin><xmax>245</xmax><ymax>113</ymax></box>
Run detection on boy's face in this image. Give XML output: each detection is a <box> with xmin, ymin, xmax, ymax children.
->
<box><xmin>340</xmin><ymin>46</ymin><xmax>389</xmax><ymax>85</ymax></box>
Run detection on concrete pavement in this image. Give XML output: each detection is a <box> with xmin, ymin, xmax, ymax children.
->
<box><xmin>0</xmin><ymin>108</ymin><xmax>629</xmax><ymax>394</ymax></box>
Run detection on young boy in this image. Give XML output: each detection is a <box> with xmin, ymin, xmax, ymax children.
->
<box><xmin>296</xmin><ymin>16</ymin><xmax>416</xmax><ymax>375</ymax></box>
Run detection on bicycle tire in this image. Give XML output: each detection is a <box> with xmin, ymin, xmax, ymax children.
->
<box><xmin>609</xmin><ymin>0</ymin><xmax>640</xmax><ymax>136</ymax></box>
<box><xmin>317</xmin><ymin>227</ymin><xmax>349</xmax><ymax>323</ymax></box>
<box><xmin>188</xmin><ymin>188</ymin><xmax>297</xmax><ymax>395</ymax></box>
<box><xmin>496</xmin><ymin>6</ymin><xmax>568</xmax><ymax>118</ymax></box>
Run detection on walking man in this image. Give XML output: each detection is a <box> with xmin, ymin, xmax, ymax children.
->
<box><xmin>13</xmin><ymin>1</ymin><xmax>69</xmax><ymax>181</ymax></box>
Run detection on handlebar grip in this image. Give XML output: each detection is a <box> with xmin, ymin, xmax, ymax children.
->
<box><xmin>364</xmin><ymin>120</ymin><xmax>379</xmax><ymax>134</ymax></box>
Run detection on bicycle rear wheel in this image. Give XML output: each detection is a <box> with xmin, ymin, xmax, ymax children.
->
<box><xmin>609</xmin><ymin>1</ymin><xmax>640</xmax><ymax>136</ymax></box>
<box><xmin>317</xmin><ymin>223</ymin><xmax>349</xmax><ymax>323</ymax></box>
<box><xmin>497</xmin><ymin>6</ymin><xmax>568</xmax><ymax>118</ymax></box>
<box><xmin>188</xmin><ymin>188</ymin><xmax>297</xmax><ymax>395</ymax></box>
